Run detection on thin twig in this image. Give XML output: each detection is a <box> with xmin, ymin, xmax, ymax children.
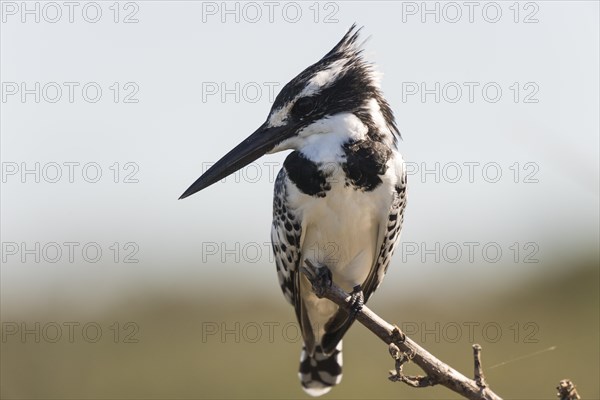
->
<box><xmin>473</xmin><ymin>344</ymin><xmax>487</xmax><ymax>388</ymax></box>
<box><xmin>302</xmin><ymin>260</ymin><xmax>502</xmax><ymax>400</ymax></box>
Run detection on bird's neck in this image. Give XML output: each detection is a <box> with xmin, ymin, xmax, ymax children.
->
<box><xmin>298</xmin><ymin>100</ymin><xmax>396</xmax><ymax>165</ymax></box>
<box><xmin>297</xmin><ymin>113</ymin><xmax>366</xmax><ymax>164</ymax></box>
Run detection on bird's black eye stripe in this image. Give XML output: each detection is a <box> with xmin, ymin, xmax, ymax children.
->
<box><xmin>292</xmin><ymin>97</ymin><xmax>315</xmax><ymax>118</ymax></box>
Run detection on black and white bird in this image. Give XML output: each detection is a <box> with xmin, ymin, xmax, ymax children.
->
<box><xmin>180</xmin><ymin>25</ymin><xmax>407</xmax><ymax>396</ymax></box>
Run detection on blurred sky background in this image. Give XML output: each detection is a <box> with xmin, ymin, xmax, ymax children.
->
<box><xmin>1</xmin><ymin>1</ymin><xmax>599</xmax><ymax>399</ymax></box>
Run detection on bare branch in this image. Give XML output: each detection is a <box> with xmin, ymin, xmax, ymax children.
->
<box><xmin>302</xmin><ymin>260</ymin><xmax>502</xmax><ymax>400</ymax></box>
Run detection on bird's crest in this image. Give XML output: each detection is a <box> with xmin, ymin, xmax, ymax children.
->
<box><xmin>268</xmin><ymin>24</ymin><xmax>400</xmax><ymax>144</ymax></box>
<box><xmin>322</xmin><ymin>23</ymin><xmax>365</xmax><ymax>60</ymax></box>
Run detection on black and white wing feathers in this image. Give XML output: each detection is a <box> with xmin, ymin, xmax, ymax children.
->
<box><xmin>271</xmin><ymin>169</ymin><xmax>302</xmax><ymax>309</ymax></box>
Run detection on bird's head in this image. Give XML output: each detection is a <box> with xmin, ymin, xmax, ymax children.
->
<box><xmin>180</xmin><ymin>24</ymin><xmax>399</xmax><ymax>199</ymax></box>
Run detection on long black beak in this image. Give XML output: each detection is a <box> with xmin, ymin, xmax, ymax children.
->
<box><xmin>179</xmin><ymin>122</ymin><xmax>289</xmax><ymax>199</ymax></box>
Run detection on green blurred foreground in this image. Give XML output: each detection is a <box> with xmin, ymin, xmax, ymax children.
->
<box><xmin>2</xmin><ymin>260</ymin><xmax>598</xmax><ymax>399</ymax></box>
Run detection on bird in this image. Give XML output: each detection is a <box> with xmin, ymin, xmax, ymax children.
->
<box><xmin>180</xmin><ymin>24</ymin><xmax>407</xmax><ymax>397</ymax></box>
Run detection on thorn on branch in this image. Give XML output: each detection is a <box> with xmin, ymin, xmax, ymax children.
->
<box><xmin>473</xmin><ymin>344</ymin><xmax>487</xmax><ymax>388</ymax></box>
<box><xmin>390</xmin><ymin>324</ymin><xmax>406</xmax><ymax>344</ymax></box>
<box><xmin>557</xmin><ymin>380</ymin><xmax>581</xmax><ymax>400</ymax></box>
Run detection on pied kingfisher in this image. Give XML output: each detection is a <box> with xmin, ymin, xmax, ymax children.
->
<box><xmin>180</xmin><ymin>25</ymin><xmax>407</xmax><ymax>396</ymax></box>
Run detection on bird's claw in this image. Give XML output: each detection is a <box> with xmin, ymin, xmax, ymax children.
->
<box><xmin>302</xmin><ymin>259</ymin><xmax>332</xmax><ymax>298</ymax></box>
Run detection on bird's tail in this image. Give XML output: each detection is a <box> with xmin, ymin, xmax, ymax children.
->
<box><xmin>298</xmin><ymin>341</ymin><xmax>343</xmax><ymax>397</ymax></box>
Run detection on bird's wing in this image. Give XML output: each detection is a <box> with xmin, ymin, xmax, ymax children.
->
<box><xmin>320</xmin><ymin>165</ymin><xmax>407</xmax><ymax>354</ymax></box>
<box><xmin>271</xmin><ymin>168</ymin><xmax>303</xmax><ymax>315</ymax></box>
<box><xmin>362</xmin><ymin>167</ymin><xmax>407</xmax><ymax>298</ymax></box>
<box><xmin>271</xmin><ymin>167</ymin><xmax>322</xmax><ymax>352</ymax></box>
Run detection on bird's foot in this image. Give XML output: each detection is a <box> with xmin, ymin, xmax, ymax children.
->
<box><xmin>301</xmin><ymin>259</ymin><xmax>332</xmax><ymax>298</ymax></box>
<box><xmin>349</xmin><ymin>285</ymin><xmax>364</xmax><ymax>319</ymax></box>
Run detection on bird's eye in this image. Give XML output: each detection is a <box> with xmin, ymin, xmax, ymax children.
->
<box><xmin>292</xmin><ymin>97</ymin><xmax>315</xmax><ymax>118</ymax></box>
